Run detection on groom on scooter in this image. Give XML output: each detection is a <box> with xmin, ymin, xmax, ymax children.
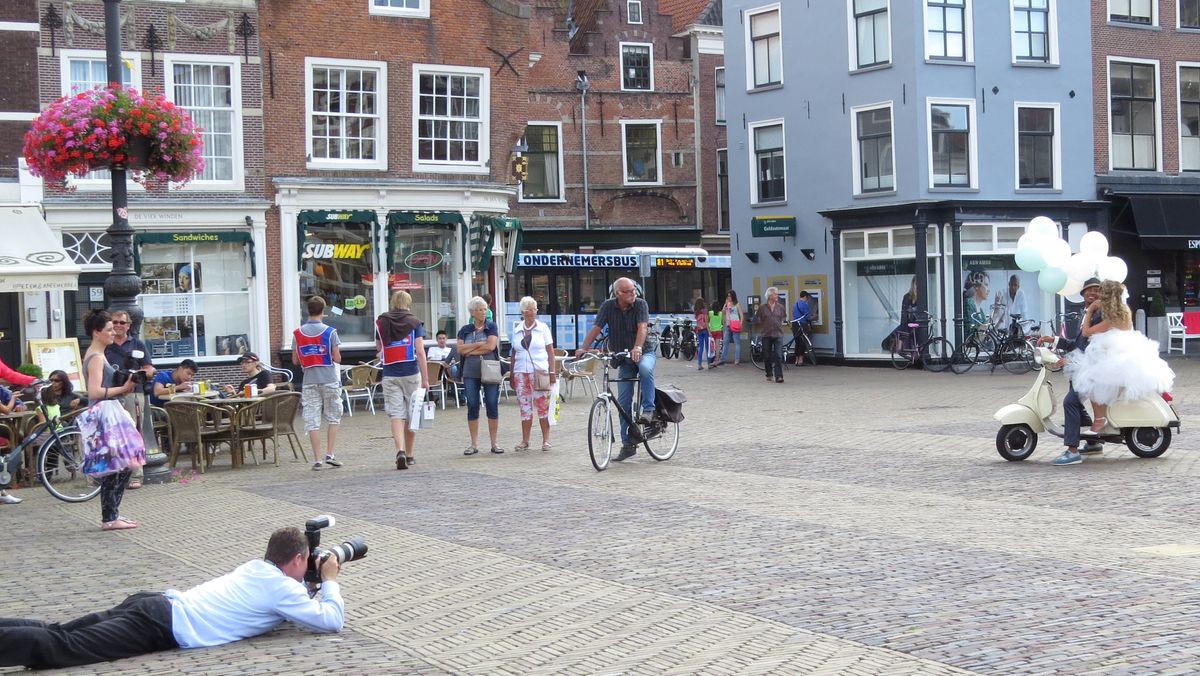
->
<box><xmin>1038</xmin><ymin>277</ymin><xmax>1105</xmax><ymax>466</ymax></box>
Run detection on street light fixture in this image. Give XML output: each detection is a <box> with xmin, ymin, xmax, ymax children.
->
<box><xmin>576</xmin><ymin>70</ymin><xmax>591</xmax><ymax>229</ymax></box>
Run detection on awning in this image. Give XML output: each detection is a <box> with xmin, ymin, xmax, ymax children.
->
<box><xmin>751</xmin><ymin>216</ymin><xmax>797</xmax><ymax>237</ymax></box>
<box><xmin>469</xmin><ymin>215</ymin><xmax>523</xmax><ymax>274</ymax></box>
<box><xmin>296</xmin><ymin>210</ymin><xmax>378</xmax><ymax>270</ymax></box>
<box><xmin>134</xmin><ymin>231</ymin><xmax>255</xmax><ymax>276</ymax></box>
<box><xmin>1129</xmin><ymin>196</ymin><xmax>1200</xmax><ymax>250</ymax></box>
<box><xmin>0</xmin><ymin>206</ymin><xmax>81</xmax><ymax>292</ymax></box>
<box><xmin>385</xmin><ymin>211</ymin><xmax>465</xmax><ymax>270</ymax></box>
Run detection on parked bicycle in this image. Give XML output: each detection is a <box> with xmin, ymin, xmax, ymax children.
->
<box><xmin>950</xmin><ymin>319</ymin><xmax>1036</xmax><ymax>375</ymax></box>
<box><xmin>659</xmin><ymin>316</ymin><xmax>696</xmax><ymax>361</ymax></box>
<box><xmin>750</xmin><ymin>318</ymin><xmax>817</xmax><ymax>370</ymax></box>
<box><xmin>0</xmin><ymin>383</ymin><xmax>95</xmax><ymax>502</ymax></box>
<box><xmin>577</xmin><ymin>350</ymin><xmax>680</xmax><ymax>471</ymax></box>
<box><xmin>889</xmin><ymin>312</ymin><xmax>953</xmax><ymax>372</ymax></box>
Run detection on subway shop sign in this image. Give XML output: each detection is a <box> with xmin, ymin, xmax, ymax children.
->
<box><xmin>302</xmin><ymin>243</ymin><xmax>371</xmax><ymax>259</ymax></box>
<box><xmin>518</xmin><ymin>253</ymin><xmax>640</xmax><ymax>268</ymax></box>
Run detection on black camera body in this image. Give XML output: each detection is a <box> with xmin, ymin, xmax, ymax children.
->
<box><xmin>110</xmin><ymin>367</ymin><xmax>147</xmax><ymax>387</ymax></box>
<box><xmin>303</xmin><ymin>515</ymin><xmax>367</xmax><ymax>585</ymax></box>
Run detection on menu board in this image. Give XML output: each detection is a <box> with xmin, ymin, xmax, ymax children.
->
<box><xmin>140</xmin><ymin>263</ymin><xmax>206</xmax><ymax>358</ymax></box>
<box><xmin>28</xmin><ymin>338</ymin><xmax>85</xmax><ymax>391</ymax></box>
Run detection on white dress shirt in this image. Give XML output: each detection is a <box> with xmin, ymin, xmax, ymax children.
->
<box><xmin>165</xmin><ymin>558</ymin><xmax>344</xmax><ymax>648</ymax></box>
<box><xmin>426</xmin><ymin>344</ymin><xmax>453</xmax><ymax>361</ymax></box>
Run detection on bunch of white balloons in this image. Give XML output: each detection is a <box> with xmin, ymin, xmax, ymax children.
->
<box><xmin>1014</xmin><ymin>216</ymin><xmax>1129</xmax><ymax>302</ymax></box>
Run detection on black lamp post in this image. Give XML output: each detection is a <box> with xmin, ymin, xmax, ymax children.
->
<box><xmin>103</xmin><ymin>0</ymin><xmax>169</xmax><ymax>483</ymax></box>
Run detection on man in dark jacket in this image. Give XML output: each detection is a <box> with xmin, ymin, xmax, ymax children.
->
<box><xmin>1039</xmin><ymin>277</ymin><xmax>1104</xmax><ymax>465</ymax></box>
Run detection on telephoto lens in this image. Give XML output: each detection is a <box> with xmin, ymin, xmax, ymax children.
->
<box><xmin>327</xmin><ymin>537</ymin><xmax>368</xmax><ymax>564</ymax></box>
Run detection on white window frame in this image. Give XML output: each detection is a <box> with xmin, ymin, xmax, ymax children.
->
<box><xmin>368</xmin><ymin>0</ymin><xmax>430</xmax><ymax>19</ymax></box>
<box><xmin>923</xmin><ymin>0</ymin><xmax>973</xmax><ymax>62</ymax></box>
<box><xmin>850</xmin><ymin>101</ymin><xmax>896</xmax><ymax>196</ymax></box>
<box><xmin>926</xmin><ymin>97</ymin><xmax>979</xmax><ymax>190</ymax></box>
<box><xmin>411</xmin><ymin>63</ymin><xmax>490</xmax><ymax>175</ymax></box>
<box><xmin>846</xmin><ymin>0</ymin><xmax>892</xmax><ymax>72</ymax></box>
<box><xmin>1009</xmin><ymin>0</ymin><xmax>1059</xmax><ymax>65</ymax></box>
<box><xmin>744</xmin><ymin>3</ymin><xmax>784</xmax><ymax>91</ymax></box>
<box><xmin>163</xmin><ymin>53</ymin><xmax>244</xmax><ymax>192</ymax></box>
<box><xmin>1107</xmin><ymin>0</ymin><xmax>1157</xmax><ymax>26</ymax></box>
<box><xmin>619</xmin><ymin>119</ymin><xmax>663</xmax><ymax>186</ymax></box>
<box><xmin>1012</xmin><ymin>102</ymin><xmax>1061</xmax><ymax>190</ymax></box>
<box><xmin>715</xmin><ymin>66</ymin><xmax>726</xmax><ymax>125</ymax></box>
<box><xmin>1106</xmin><ymin>56</ymin><xmax>1162</xmax><ymax>172</ymax></box>
<box><xmin>619</xmin><ymin>42</ymin><xmax>655</xmax><ymax>92</ymax></box>
<box><xmin>1179</xmin><ymin>61</ymin><xmax>1200</xmax><ymax>171</ymax></box>
<box><xmin>627</xmin><ymin>0</ymin><xmax>644</xmax><ymax>24</ymax></box>
<box><xmin>748</xmin><ymin>117</ymin><xmax>787</xmax><ymax>205</ymax></box>
<box><xmin>59</xmin><ymin>49</ymin><xmax>144</xmax><ymax>192</ymax></box>
<box><xmin>1179</xmin><ymin>0</ymin><xmax>1200</xmax><ymax>29</ymax></box>
<box><xmin>519</xmin><ymin>121</ymin><xmax>565</xmax><ymax>202</ymax></box>
<box><xmin>305</xmin><ymin>57</ymin><xmax>388</xmax><ymax>171</ymax></box>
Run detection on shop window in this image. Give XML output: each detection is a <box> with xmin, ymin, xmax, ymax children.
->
<box><xmin>390</xmin><ymin>226</ymin><xmax>458</xmax><ymax>336</ymax></box>
<box><xmin>307</xmin><ymin>58</ymin><xmax>386</xmax><ymax>170</ymax></box>
<box><xmin>621</xmin><ymin>43</ymin><xmax>653</xmax><ymax>91</ymax></box>
<box><xmin>621</xmin><ymin>120</ymin><xmax>662</xmax><ymax>185</ymax></box>
<box><xmin>139</xmin><ymin>240</ymin><xmax>253</xmax><ymax>360</ymax></box>
<box><xmin>867</xmin><ymin>231</ymin><xmax>890</xmax><ymax>255</ymax></box>
<box><xmin>166</xmin><ymin>58</ymin><xmax>241</xmax><ymax>187</ymax></box>
<box><xmin>843</xmin><ymin>232</ymin><xmax>866</xmax><ymax>257</ymax></box>
<box><xmin>1181</xmin><ymin>66</ymin><xmax>1200</xmax><ymax>171</ymax></box>
<box><xmin>300</xmin><ymin>222</ymin><xmax>376</xmax><ymax>343</ymax></box>
<box><xmin>997</xmin><ymin>225</ymin><xmax>1025</xmax><ymax>248</ymax></box>
<box><xmin>578</xmin><ymin>270</ymin><xmax>609</xmax><ymax>314</ymax></box>
<box><xmin>748</xmin><ymin>5</ymin><xmax>782</xmax><ymax>89</ymax></box>
<box><xmin>961</xmin><ymin>224</ymin><xmax>993</xmax><ymax>251</ymax></box>
<box><xmin>413</xmin><ymin>64</ymin><xmax>489</xmax><ymax>173</ymax></box>
<box><xmin>840</xmin><ymin>226</ymin><xmax>941</xmax><ymax>357</ymax></box>
<box><xmin>851</xmin><ymin>0</ymin><xmax>891</xmax><ymax>70</ymax></box>
<box><xmin>1109</xmin><ymin>59</ymin><xmax>1158</xmax><ymax>171</ymax></box>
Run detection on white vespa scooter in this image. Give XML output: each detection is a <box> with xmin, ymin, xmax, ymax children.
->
<box><xmin>993</xmin><ymin>347</ymin><xmax>1180</xmax><ymax>461</ymax></box>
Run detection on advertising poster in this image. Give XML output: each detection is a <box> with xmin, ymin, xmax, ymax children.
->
<box><xmin>140</xmin><ymin>263</ymin><xmax>206</xmax><ymax>359</ymax></box>
<box><xmin>960</xmin><ymin>256</ymin><xmax>1037</xmax><ymax>335</ymax></box>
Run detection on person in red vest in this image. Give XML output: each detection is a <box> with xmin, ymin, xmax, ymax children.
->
<box><xmin>292</xmin><ymin>297</ymin><xmax>343</xmax><ymax>471</ymax></box>
<box><xmin>375</xmin><ymin>290</ymin><xmax>429</xmax><ymax>470</ymax></box>
<box><xmin>0</xmin><ymin>359</ymin><xmax>35</xmax><ymax>389</ymax></box>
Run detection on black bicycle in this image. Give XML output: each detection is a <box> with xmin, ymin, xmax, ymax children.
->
<box><xmin>659</xmin><ymin>317</ymin><xmax>696</xmax><ymax>361</ymax></box>
<box><xmin>579</xmin><ymin>351</ymin><xmax>679</xmax><ymax>471</ymax></box>
<box><xmin>0</xmin><ymin>384</ymin><xmax>95</xmax><ymax>502</ymax></box>
<box><xmin>889</xmin><ymin>312</ymin><xmax>953</xmax><ymax>372</ymax></box>
<box><xmin>750</xmin><ymin>318</ymin><xmax>817</xmax><ymax>370</ymax></box>
<box><xmin>950</xmin><ymin>320</ymin><xmax>1036</xmax><ymax>375</ymax></box>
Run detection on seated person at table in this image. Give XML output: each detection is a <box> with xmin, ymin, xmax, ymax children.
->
<box><xmin>223</xmin><ymin>352</ymin><xmax>277</xmax><ymax>398</ymax></box>
<box><xmin>45</xmin><ymin>369</ymin><xmax>85</xmax><ymax>412</ymax></box>
<box><xmin>151</xmin><ymin>359</ymin><xmax>198</xmax><ymax>407</ymax></box>
<box><xmin>426</xmin><ymin>330</ymin><xmax>454</xmax><ymax>362</ymax></box>
<box><xmin>0</xmin><ymin>385</ymin><xmax>27</xmax><ymax>415</ymax></box>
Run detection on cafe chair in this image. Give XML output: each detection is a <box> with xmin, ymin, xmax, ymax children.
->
<box><xmin>261</xmin><ymin>390</ymin><xmax>306</xmax><ymax>462</ymax></box>
<box><xmin>163</xmin><ymin>401</ymin><xmax>211</xmax><ymax>473</ymax></box>
<box><xmin>341</xmin><ymin>363</ymin><xmax>380</xmax><ymax>416</ymax></box>
<box><xmin>234</xmin><ymin>400</ymin><xmax>275</xmax><ymax>467</ymax></box>
<box><xmin>193</xmin><ymin>401</ymin><xmax>239</xmax><ymax>467</ymax></box>
<box><xmin>559</xmin><ymin>356</ymin><xmax>598</xmax><ymax>400</ymax></box>
<box><xmin>150</xmin><ymin>406</ymin><xmax>171</xmax><ymax>455</ymax></box>
<box><xmin>425</xmin><ymin>361</ymin><xmax>450</xmax><ymax>410</ymax></box>
<box><xmin>498</xmin><ymin>358</ymin><xmax>514</xmax><ymax>400</ymax></box>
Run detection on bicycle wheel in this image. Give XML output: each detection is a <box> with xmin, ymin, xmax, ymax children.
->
<box><xmin>921</xmin><ymin>337</ymin><xmax>953</xmax><ymax>373</ymax></box>
<box><xmin>643</xmin><ymin>417</ymin><xmax>679</xmax><ymax>461</ymax></box>
<box><xmin>680</xmin><ymin>334</ymin><xmax>696</xmax><ymax>361</ymax></box>
<box><xmin>750</xmin><ymin>338</ymin><xmax>765</xmax><ymax>370</ymax></box>
<box><xmin>38</xmin><ymin>426</ymin><xmax>100</xmax><ymax>503</ymax></box>
<box><xmin>890</xmin><ymin>334</ymin><xmax>913</xmax><ymax>370</ymax></box>
<box><xmin>949</xmin><ymin>339</ymin><xmax>979</xmax><ymax>374</ymax></box>
<box><xmin>803</xmin><ymin>337</ymin><xmax>818</xmax><ymax>366</ymax></box>
<box><xmin>588</xmin><ymin>398</ymin><xmax>615</xmax><ymax>471</ymax></box>
<box><xmin>660</xmin><ymin>327</ymin><xmax>675</xmax><ymax>359</ymax></box>
<box><xmin>1002</xmin><ymin>340</ymin><xmax>1035</xmax><ymax>374</ymax></box>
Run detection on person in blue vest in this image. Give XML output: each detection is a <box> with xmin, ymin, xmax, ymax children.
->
<box><xmin>375</xmin><ymin>290</ymin><xmax>430</xmax><ymax>471</ymax></box>
<box><xmin>292</xmin><ymin>297</ymin><xmax>343</xmax><ymax>471</ymax></box>
<box><xmin>791</xmin><ymin>291</ymin><xmax>813</xmax><ymax>366</ymax></box>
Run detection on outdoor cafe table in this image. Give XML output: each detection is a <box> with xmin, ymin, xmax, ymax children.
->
<box><xmin>163</xmin><ymin>395</ymin><xmax>263</xmax><ymax>469</ymax></box>
<box><xmin>0</xmin><ymin>410</ymin><xmax>39</xmax><ymax>485</ymax></box>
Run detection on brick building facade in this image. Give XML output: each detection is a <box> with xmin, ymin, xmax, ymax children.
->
<box><xmin>1093</xmin><ymin>0</ymin><xmax>1200</xmax><ymax>317</ymax></box>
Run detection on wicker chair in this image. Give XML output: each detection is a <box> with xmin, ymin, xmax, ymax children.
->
<box><xmin>163</xmin><ymin>401</ymin><xmax>210</xmax><ymax>472</ymax></box>
<box><xmin>233</xmin><ymin>400</ymin><xmax>275</xmax><ymax>466</ymax></box>
<box><xmin>261</xmin><ymin>391</ymin><xmax>305</xmax><ymax>462</ymax></box>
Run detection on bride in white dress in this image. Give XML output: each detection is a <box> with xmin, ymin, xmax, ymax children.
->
<box><xmin>1065</xmin><ymin>280</ymin><xmax>1175</xmax><ymax>432</ymax></box>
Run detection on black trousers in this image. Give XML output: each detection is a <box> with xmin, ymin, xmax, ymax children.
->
<box><xmin>0</xmin><ymin>592</ymin><xmax>177</xmax><ymax>669</ymax></box>
<box><xmin>762</xmin><ymin>336</ymin><xmax>784</xmax><ymax>379</ymax></box>
<box><xmin>99</xmin><ymin>469</ymin><xmax>132</xmax><ymax>523</ymax></box>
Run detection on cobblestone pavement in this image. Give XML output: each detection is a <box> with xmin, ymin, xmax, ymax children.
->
<box><xmin>3</xmin><ymin>355</ymin><xmax>1199</xmax><ymax>675</ymax></box>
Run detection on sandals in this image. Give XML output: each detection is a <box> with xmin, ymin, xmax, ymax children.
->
<box><xmin>490</xmin><ymin>446</ymin><xmax>505</xmax><ymax>454</ymax></box>
<box><xmin>514</xmin><ymin>441</ymin><xmax>530</xmax><ymax>452</ymax></box>
<box><xmin>126</xmin><ymin>480</ymin><xmax>142</xmax><ymax>490</ymax></box>
<box><xmin>541</xmin><ymin>442</ymin><xmax>553</xmax><ymax>452</ymax></box>
<box><xmin>1089</xmin><ymin>417</ymin><xmax>1109</xmax><ymax>434</ymax></box>
<box><xmin>463</xmin><ymin>446</ymin><xmax>479</xmax><ymax>456</ymax></box>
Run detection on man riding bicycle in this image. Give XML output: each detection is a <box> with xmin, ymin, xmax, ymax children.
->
<box><xmin>580</xmin><ymin>277</ymin><xmax>655</xmax><ymax>462</ymax></box>
<box><xmin>791</xmin><ymin>291</ymin><xmax>813</xmax><ymax>366</ymax></box>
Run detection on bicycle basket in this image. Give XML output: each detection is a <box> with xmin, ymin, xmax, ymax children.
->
<box><xmin>654</xmin><ymin>385</ymin><xmax>687</xmax><ymax>423</ymax></box>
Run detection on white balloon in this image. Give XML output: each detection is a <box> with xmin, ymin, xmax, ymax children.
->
<box><xmin>1017</xmin><ymin>232</ymin><xmax>1047</xmax><ymax>251</ymax></box>
<box><xmin>1058</xmin><ymin>277</ymin><xmax>1085</xmax><ymax>297</ymax></box>
<box><xmin>1097</xmin><ymin>256</ymin><xmax>1128</xmax><ymax>283</ymax></box>
<box><xmin>1041</xmin><ymin>237</ymin><xmax>1072</xmax><ymax>268</ymax></box>
<box><xmin>1079</xmin><ymin>231</ymin><xmax>1109</xmax><ymax>258</ymax></box>
<box><xmin>1065</xmin><ymin>292</ymin><xmax>1084</xmax><ymax>304</ymax></box>
<box><xmin>1027</xmin><ymin>216</ymin><xmax>1059</xmax><ymax>240</ymax></box>
<box><xmin>1065</xmin><ymin>253</ymin><xmax>1097</xmax><ymax>282</ymax></box>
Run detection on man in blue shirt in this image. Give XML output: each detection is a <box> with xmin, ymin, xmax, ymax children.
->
<box><xmin>791</xmin><ymin>291</ymin><xmax>813</xmax><ymax>366</ymax></box>
<box><xmin>149</xmin><ymin>359</ymin><xmax>198</xmax><ymax>407</ymax></box>
<box><xmin>0</xmin><ymin>527</ymin><xmax>344</xmax><ymax>669</ymax></box>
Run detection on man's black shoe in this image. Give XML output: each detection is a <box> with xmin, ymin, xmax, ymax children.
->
<box><xmin>614</xmin><ymin>444</ymin><xmax>637</xmax><ymax>462</ymax></box>
<box><xmin>637</xmin><ymin>411</ymin><xmax>654</xmax><ymax>426</ymax></box>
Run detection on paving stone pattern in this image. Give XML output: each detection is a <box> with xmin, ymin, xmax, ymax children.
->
<box><xmin>3</xmin><ymin>356</ymin><xmax>1199</xmax><ymax>674</ymax></box>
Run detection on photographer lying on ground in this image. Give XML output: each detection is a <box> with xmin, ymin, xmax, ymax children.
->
<box><xmin>0</xmin><ymin>526</ymin><xmax>344</xmax><ymax>669</ymax></box>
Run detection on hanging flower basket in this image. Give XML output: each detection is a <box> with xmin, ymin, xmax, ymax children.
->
<box><xmin>22</xmin><ymin>84</ymin><xmax>205</xmax><ymax>188</ymax></box>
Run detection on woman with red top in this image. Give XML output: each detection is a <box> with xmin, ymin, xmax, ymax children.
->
<box><xmin>0</xmin><ymin>359</ymin><xmax>35</xmax><ymax>389</ymax></box>
<box><xmin>693</xmin><ymin>298</ymin><xmax>709</xmax><ymax>371</ymax></box>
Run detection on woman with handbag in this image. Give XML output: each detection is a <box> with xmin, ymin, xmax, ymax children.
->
<box><xmin>718</xmin><ymin>290</ymin><xmax>743</xmax><ymax>366</ymax></box>
<box><xmin>510</xmin><ymin>296</ymin><xmax>557</xmax><ymax>452</ymax></box>
<box><xmin>456</xmin><ymin>296</ymin><xmax>504</xmax><ymax>455</ymax></box>
<box><xmin>78</xmin><ymin>309</ymin><xmax>145</xmax><ymax>531</ymax></box>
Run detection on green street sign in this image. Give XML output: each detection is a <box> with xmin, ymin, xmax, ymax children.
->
<box><xmin>751</xmin><ymin>216</ymin><xmax>797</xmax><ymax>237</ymax></box>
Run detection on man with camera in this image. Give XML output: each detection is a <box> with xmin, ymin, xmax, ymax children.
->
<box><xmin>0</xmin><ymin>526</ymin><xmax>346</xmax><ymax>669</ymax></box>
<box><xmin>105</xmin><ymin>309</ymin><xmax>156</xmax><ymax>489</ymax></box>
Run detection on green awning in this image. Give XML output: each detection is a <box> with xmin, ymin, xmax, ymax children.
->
<box><xmin>135</xmin><ymin>231</ymin><xmax>255</xmax><ymax>276</ymax></box>
<box><xmin>297</xmin><ymin>210</ymin><xmax>378</xmax><ymax>270</ymax></box>
<box><xmin>468</xmin><ymin>215</ymin><xmax>523</xmax><ymax>273</ymax></box>
<box><xmin>385</xmin><ymin>211</ymin><xmax>465</xmax><ymax>270</ymax></box>
<box><xmin>751</xmin><ymin>216</ymin><xmax>797</xmax><ymax>237</ymax></box>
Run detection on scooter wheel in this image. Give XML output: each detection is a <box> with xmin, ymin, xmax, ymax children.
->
<box><xmin>1125</xmin><ymin>427</ymin><xmax>1171</xmax><ymax>458</ymax></box>
<box><xmin>996</xmin><ymin>424</ymin><xmax>1038</xmax><ymax>461</ymax></box>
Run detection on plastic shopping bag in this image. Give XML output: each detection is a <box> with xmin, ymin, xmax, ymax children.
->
<box><xmin>408</xmin><ymin>387</ymin><xmax>427</xmax><ymax>432</ymax></box>
<box><xmin>547</xmin><ymin>381</ymin><xmax>561</xmax><ymax>427</ymax></box>
<box><xmin>420</xmin><ymin>401</ymin><xmax>435</xmax><ymax>429</ymax></box>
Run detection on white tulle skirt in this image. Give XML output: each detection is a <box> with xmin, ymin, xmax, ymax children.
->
<box><xmin>1064</xmin><ymin>329</ymin><xmax>1175</xmax><ymax>405</ymax></box>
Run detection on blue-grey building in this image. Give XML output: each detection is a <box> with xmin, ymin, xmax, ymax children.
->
<box><xmin>722</xmin><ymin>0</ymin><xmax>1104</xmax><ymax>360</ymax></box>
